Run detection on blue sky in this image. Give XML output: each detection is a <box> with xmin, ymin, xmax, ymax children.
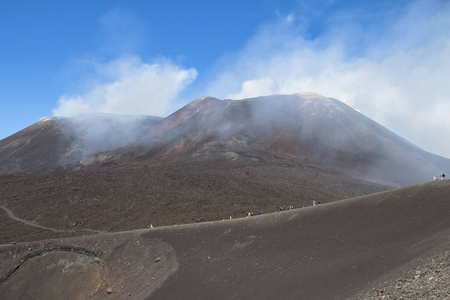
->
<box><xmin>1</xmin><ymin>0</ymin><xmax>450</xmax><ymax>157</ymax></box>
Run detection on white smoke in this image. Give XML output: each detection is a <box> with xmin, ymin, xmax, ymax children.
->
<box><xmin>227</xmin><ymin>78</ymin><xmax>275</xmax><ymax>100</ymax></box>
<box><xmin>53</xmin><ymin>55</ymin><xmax>197</xmax><ymax>118</ymax></box>
<box><xmin>204</xmin><ymin>0</ymin><xmax>450</xmax><ymax>158</ymax></box>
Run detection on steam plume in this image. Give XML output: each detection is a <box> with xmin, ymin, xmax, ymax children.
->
<box><xmin>204</xmin><ymin>0</ymin><xmax>450</xmax><ymax>157</ymax></box>
<box><xmin>52</xmin><ymin>56</ymin><xmax>197</xmax><ymax>118</ymax></box>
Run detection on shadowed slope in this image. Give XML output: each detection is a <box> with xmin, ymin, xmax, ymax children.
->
<box><xmin>1</xmin><ymin>180</ymin><xmax>449</xmax><ymax>299</ymax></box>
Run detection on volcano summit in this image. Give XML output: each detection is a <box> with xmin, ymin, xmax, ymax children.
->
<box><xmin>79</xmin><ymin>93</ymin><xmax>449</xmax><ymax>187</ymax></box>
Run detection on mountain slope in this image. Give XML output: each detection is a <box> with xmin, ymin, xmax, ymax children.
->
<box><xmin>88</xmin><ymin>93</ymin><xmax>450</xmax><ymax>186</ymax></box>
<box><xmin>0</xmin><ymin>114</ymin><xmax>162</xmax><ymax>174</ymax></box>
<box><xmin>0</xmin><ymin>157</ymin><xmax>389</xmax><ymax>244</ymax></box>
<box><xmin>0</xmin><ymin>118</ymin><xmax>71</xmax><ymax>174</ymax></box>
<box><xmin>2</xmin><ymin>93</ymin><xmax>448</xmax><ymax>186</ymax></box>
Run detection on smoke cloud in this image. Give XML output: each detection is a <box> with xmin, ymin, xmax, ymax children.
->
<box><xmin>53</xmin><ymin>55</ymin><xmax>197</xmax><ymax>118</ymax></box>
<box><xmin>204</xmin><ymin>0</ymin><xmax>450</xmax><ymax>158</ymax></box>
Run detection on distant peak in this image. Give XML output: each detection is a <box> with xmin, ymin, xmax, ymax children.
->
<box><xmin>184</xmin><ymin>96</ymin><xmax>221</xmax><ymax>111</ymax></box>
<box><xmin>191</xmin><ymin>96</ymin><xmax>221</xmax><ymax>103</ymax></box>
<box><xmin>38</xmin><ymin>117</ymin><xmax>57</xmax><ymax>123</ymax></box>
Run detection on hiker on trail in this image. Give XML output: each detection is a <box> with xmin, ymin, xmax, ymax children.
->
<box><xmin>313</xmin><ymin>200</ymin><xmax>316</xmax><ymax>206</ymax></box>
<box><xmin>442</xmin><ymin>173</ymin><xmax>446</xmax><ymax>179</ymax></box>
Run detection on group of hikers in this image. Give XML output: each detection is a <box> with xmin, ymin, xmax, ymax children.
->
<box><xmin>274</xmin><ymin>205</ymin><xmax>294</xmax><ymax>212</ymax></box>
<box><xmin>193</xmin><ymin>201</ymin><xmax>329</xmax><ymax>225</ymax></box>
<box><xmin>433</xmin><ymin>173</ymin><xmax>446</xmax><ymax>181</ymax></box>
<box><xmin>244</xmin><ymin>205</ymin><xmax>295</xmax><ymax>217</ymax></box>
<box><xmin>245</xmin><ymin>210</ymin><xmax>264</xmax><ymax>217</ymax></box>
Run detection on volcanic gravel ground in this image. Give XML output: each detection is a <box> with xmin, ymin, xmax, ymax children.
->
<box><xmin>0</xmin><ymin>155</ymin><xmax>388</xmax><ymax>245</ymax></box>
<box><xmin>355</xmin><ymin>239</ymin><xmax>450</xmax><ymax>299</ymax></box>
<box><xmin>0</xmin><ymin>180</ymin><xmax>449</xmax><ymax>299</ymax></box>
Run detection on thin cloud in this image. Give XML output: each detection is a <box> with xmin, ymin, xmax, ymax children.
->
<box><xmin>204</xmin><ymin>0</ymin><xmax>450</xmax><ymax>157</ymax></box>
<box><xmin>95</xmin><ymin>8</ymin><xmax>147</xmax><ymax>57</ymax></box>
<box><xmin>53</xmin><ymin>8</ymin><xmax>197</xmax><ymax>119</ymax></box>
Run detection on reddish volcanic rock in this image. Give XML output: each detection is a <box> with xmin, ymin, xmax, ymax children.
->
<box><xmin>84</xmin><ymin>93</ymin><xmax>450</xmax><ymax>186</ymax></box>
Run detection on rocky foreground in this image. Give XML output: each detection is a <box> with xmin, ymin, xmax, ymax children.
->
<box><xmin>356</xmin><ymin>241</ymin><xmax>450</xmax><ymax>299</ymax></box>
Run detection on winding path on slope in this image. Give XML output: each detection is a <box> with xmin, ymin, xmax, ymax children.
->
<box><xmin>0</xmin><ymin>205</ymin><xmax>107</xmax><ymax>234</ymax></box>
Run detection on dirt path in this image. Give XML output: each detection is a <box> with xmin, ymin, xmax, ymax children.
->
<box><xmin>0</xmin><ymin>206</ymin><xmax>64</xmax><ymax>232</ymax></box>
<box><xmin>0</xmin><ymin>205</ymin><xmax>107</xmax><ymax>234</ymax></box>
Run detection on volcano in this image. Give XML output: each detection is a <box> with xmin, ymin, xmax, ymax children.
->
<box><xmin>1</xmin><ymin>93</ymin><xmax>449</xmax><ymax>186</ymax></box>
<box><xmin>84</xmin><ymin>93</ymin><xmax>449</xmax><ymax>187</ymax></box>
<box><xmin>1</xmin><ymin>92</ymin><xmax>447</xmax><ymax>240</ymax></box>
